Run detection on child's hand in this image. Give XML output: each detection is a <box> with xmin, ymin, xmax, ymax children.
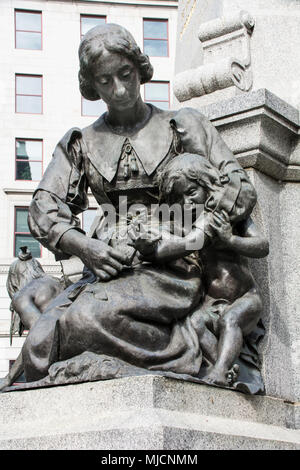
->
<box><xmin>210</xmin><ymin>210</ymin><xmax>233</xmax><ymax>244</ymax></box>
<box><xmin>128</xmin><ymin>222</ymin><xmax>161</xmax><ymax>257</ymax></box>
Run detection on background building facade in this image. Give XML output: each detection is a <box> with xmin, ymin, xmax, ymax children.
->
<box><xmin>0</xmin><ymin>0</ymin><xmax>178</xmax><ymax>379</ymax></box>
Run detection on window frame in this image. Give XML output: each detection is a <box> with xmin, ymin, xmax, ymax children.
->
<box><xmin>14</xmin><ymin>9</ymin><xmax>42</xmax><ymax>51</ymax></box>
<box><xmin>81</xmin><ymin>96</ymin><xmax>107</xmax><ymax>118</ymax></box>
<box><xmin>143</xmin><ymin>18</ymin><xmax>169</xmax><ymax>58</ymax></box>
<box><xmin>15</xmin><ymin>74</ymin><xmax>43</xmax><ymax>115</ymax></box>
<box><xmin>144</xmin><ymin>80</ymin><xmax>170</xmax><ymax>109</ymax></box>
<box><xmin>80</xmin><ymin>14</ymin><xmax>107</xmax><ymax>39</ymax></box>
<box><xmin>14</xmin><ymin>206</ymin><xmax>42</xmax><ymax>258</ymax></box>
<box><xmin>15</xmin><ymin>138</ymin><xmax>43</xmax><ymax>182</ymax></box>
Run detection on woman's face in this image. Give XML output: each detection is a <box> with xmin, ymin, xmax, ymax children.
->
<box><xmin>92</xmin><ymin>49</ymin><xmax>141</xmax><ymax>112</ymax></box>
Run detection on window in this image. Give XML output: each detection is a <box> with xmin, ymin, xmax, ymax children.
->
<box><xmin>144</xmin><ymin>81</ymin><xmax>170</xmax><ymax>110</ymax></box>
<box><xmin>81</xmin><ymin>97</ymin><xmax>107</xmax><ymax>117</ymax></box>
<box><xmin>82</xmin><ymin>208</ymin><xmax>97</xmax><ymax>235</ymax></box>
<box><xmin>15</xmin><ymin>74</ymin><xmax>42</xmax><ymax>114</ymax></box>
<box><xmin>80</xmin><ymin>15</ymin><xmax>106</xmax><ymax>38</ymax></box>
<box><xmin>143</xmin><ymin>19</ymin><xmax>168</xmax><ymax>57</ymax></box>
<box><xmin>14</xmin><ymin>207</ymin><xmax>41</xmax><ymax>258</ymax></box>
<box><xmin>15</xmin><ymin>10</ymin><xmax>42</xmax><ymax>50</ymax></box>
<box><xmin>15</xmin><ymin>139</ymin><xmax>43</xmax><ymax>181</ymax></box>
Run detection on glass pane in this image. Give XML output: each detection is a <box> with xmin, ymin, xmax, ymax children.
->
<box><xmin>16</xmin><ymin>11</ymin><xmax>41</xmax><ymax>32</ymax></box>
<box><xmin>81</xmin><ymin>16</ymin><xmax>106</xmax><ymax>36</ymax></box>
<box><xmin>15</xmin><ymin>234</ymin><xmax>41</xmax><ymax>258</ymax></box>
<box><xmin>16</xmin><ymin>95</ymin><xmax>42</xmax><ymax>114</ymax></box>
<box><xmin>145</xmin><ymin>82</ymin><xmax>169</xmax><ymax>101</ymax></box>
<box><xmin>16</xmin><ymin>140</ymin><xmax>42</xmax><ymax>159</ymax></box>
<box><xmin>144</xmin><ymin>39</ymin><xmax>168</xmax><ymax>57</ymax></box>
<box><xmin>146</xmin><ymin>100</ymin><xmax>169</xmax><ymax>110</ymax></box>
<box><xmin>16</xmin><ymin>75</ymin><xmax>42</xmax><ymax>95</ymax></box>
<box><xmin>16</xmin><ymin>209</ymin><xmax>29</xmax><ymax>232</ymax></box>
<box><xmin>83</xmin><ymin>209</ymin><xmax>97</xmax><ymax>234</ymax></box>
<box><xmin>82</xmin><ymin>98</ymin><xmax>106</xmax><ymax>116</ymax></box>
<box><xmin>16</xmin><ymin>31</ymin><xmax>41</xmax><ymax>50</ymax></box>
<box><xmin>144</xmin><ymin>20</ymin><xmax>167</xmax><ymax>39</ymax></box>
<box><xmin>16</xmin><ymin>161</ymin><xmax>42</xmax><ymax>180</ymax></box>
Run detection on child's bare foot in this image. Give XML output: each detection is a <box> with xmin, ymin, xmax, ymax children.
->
<box><xmin>202</xmin><ymin>367</ymin><xmax>228</xmax><ymax>387</ymax></box>
<box><xmin>227</xmin><ymin>364</ymin><xmax>240</xmax><ymax>386</ymax></box>
<box><xmin>202</xmin><ymin>363</ymin><xmax>240</xmax><ymax>387</ymax></box>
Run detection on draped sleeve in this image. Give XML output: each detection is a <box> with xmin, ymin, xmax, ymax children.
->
<box><xmin>171</xmin><ymin>108</ymin><xmax>257</xmax><ymax>222</ymax></box>
<box><xmin>28</xmin><ymin>128</ymin><xmax>89</xmax><ymax>260</ymax></box>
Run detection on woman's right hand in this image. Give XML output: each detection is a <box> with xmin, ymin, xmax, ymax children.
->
<box><xmin>82</xmin><ymin>238</ymin><xmax>127</xmax><ymax>281</ymax></box>
<box><xmin>59</xmin><ymin>230</ymin><xmax>127</xmax><ymax>282</ymax></box>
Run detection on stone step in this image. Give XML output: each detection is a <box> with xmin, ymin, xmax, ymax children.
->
<box><xmin>1</xmin><ymin>375</ymin><xmax>299</xmax><ymax>449</ymax></box>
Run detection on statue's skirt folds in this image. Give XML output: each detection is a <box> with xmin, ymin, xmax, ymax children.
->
<box><xmin>22</xmin><ymin>259</ymin><xmax>204</xmax><ymax>382</ymax></box>
<box><xmin>22</xmin><ymin>259</ymin><xmax>265</xmax><ymax>395</ymax></box>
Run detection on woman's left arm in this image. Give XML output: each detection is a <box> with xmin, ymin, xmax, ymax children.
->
<box><xmin>200</xmin><ymin>113</ymin><xmax>257</xmax><ymax>221</ymax></box>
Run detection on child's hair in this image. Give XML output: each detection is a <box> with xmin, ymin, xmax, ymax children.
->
<box><xmin>157</xmin><ymin>153</ymin><xmax>223</xmax><ymax>204</ymax></box>
<box><xmin>6</xmin><ymin>246</ymin><xmax>45</xmax><ymax>300</ymax></box>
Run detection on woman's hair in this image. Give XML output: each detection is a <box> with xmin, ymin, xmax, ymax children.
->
<box><xmin>157</xmin><ymin>153</ymin><xmax>223</xmax><ymax>204</ymax></box>
<box><xmin>6</xmin><ymin>247</ymin><xmax>45</xmax><ymax>300</ymax></box>
<box><xmin>79</xmin><ymin>23</ymin><xmax>154</xmax><ymax>101</ymax></box>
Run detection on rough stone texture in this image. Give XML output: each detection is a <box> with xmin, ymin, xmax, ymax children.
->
<box><xmin>244</xmin><ymin>170</ymin><xmax>300</xmax><ymax>403</ymax></box>
<box><xmin>1</xmin><ymin>376</ymin><xmax>299</xmax><ymax>450</ymax></box>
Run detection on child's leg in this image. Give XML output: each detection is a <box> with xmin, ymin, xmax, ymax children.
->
<box><xmin>190</xmin><ymin>307</ymin><xmax>218</xmax><ymax>364</ymax></box>
<box><xmin>203</xmin><ymin>288</ymin><xmax>262</xmax><ymax>386</ymax></box>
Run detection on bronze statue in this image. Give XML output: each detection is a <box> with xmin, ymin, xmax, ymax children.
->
<box><xmin>2</xmin><ymin>24</ymin><xmax>268</xmax><ymax>394</ymax></box>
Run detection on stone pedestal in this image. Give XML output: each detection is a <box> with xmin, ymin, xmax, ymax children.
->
<box><xmin>0</xmin><ymin>376</ymin><xmax>299</xmax><ymax>450</ymax></box>
<box><xmin>175</xmin><ymin>0</ymin><xmax>300</xmax><ymax>406</ymax></box>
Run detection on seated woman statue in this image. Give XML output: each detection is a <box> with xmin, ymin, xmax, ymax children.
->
<box><xmin>12</xmin><ymin>24</ymin><xmax>263</xmax><ymax>392</ymax></box>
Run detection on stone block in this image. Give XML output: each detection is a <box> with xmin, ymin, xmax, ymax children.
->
<box><xmin>0</xmin><ymin>376</ymin><xmax>299</xmax><ymax>450</ymax></box>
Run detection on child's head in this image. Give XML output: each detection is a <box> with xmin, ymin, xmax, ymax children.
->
<box><xmin>6</xmin><ymin>246</ymin><xmax>45</xmax><ymax>299</ymax></box>
<box><xmin>158</xmin><ymin>153</ymin><xmax>223</xmax><ymax>207</ymax></box>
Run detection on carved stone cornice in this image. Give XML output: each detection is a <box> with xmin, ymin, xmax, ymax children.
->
<box><xmin>199</xmin><ymin>89</ymin><xmax>300</xmax><ymax>182</ymax></box>
<box><xmin>174</xmin><ymin>10</ymin><xmax>255</xmax><ymax>101</ymax></box>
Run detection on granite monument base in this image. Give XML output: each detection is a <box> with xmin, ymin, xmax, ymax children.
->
<box><xmin>1</xmin><ymin>376</ymin><xmax>299</xmax><ymax>450</ymax></box>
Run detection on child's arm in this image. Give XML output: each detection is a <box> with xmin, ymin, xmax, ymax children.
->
<box><xmin>128</xmin><ymin>216</ymin><xmax>212</xmax><ymax>262</ymax></box>
<box><xmin>211</xmin><ymin>212</ymin><xmax>269</xmax><ymax>258</ymax></box>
